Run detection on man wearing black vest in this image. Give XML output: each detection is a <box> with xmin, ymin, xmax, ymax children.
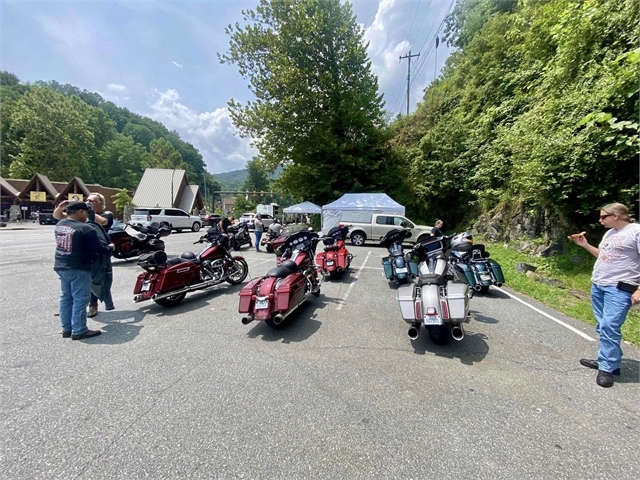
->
<box><xmin>54</xmin><ymin>202</ymin><xmax>114</xmax><ymax>340</ymax></box>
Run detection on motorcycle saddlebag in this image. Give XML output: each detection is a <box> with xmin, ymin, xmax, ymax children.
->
<box><xmin>488</xmin><ymin>259</ymin><xmax>505</xmax><ymax>284</ymax></box>
<box><xmin>275</xmin><ymin>273</ymin><xmax>306</xmax><ymax>312</ymax></box>
<box><xmin>382</xmin><ymin>257</ymin><xmax>393</xmax><ymax>279</ymax></box>
<box><xmin>396</xmin><ymin>283</ymin><xmax>417</xmax><ymax>322</ymax></box>
<box><xmin>315</xmin><ymin>252</ymin><xmax>326</xmax><ymax>271</ymax></box>
<box><xmin>147</xmin><ymin>238</ymin><xmax>165</xmax><ymax>251</ymax></box>
<box><xmin>447</xmin><ymin>282</ymin><xmax>469</xmax><ymax>320</ymax></box>
<box><xmin>336</xmin><ymin>250</ymin><xmax>349</xmax><ymax>270</ymax></box>
<box><xmin>455</xmin><ymin>263</ymin><xmax>477</xmax><ymax>287</ymax></box>
<box><xmin>238</xmin><ymin>279</ymin><xmax>262</xmax><ymax>313</ymax></box>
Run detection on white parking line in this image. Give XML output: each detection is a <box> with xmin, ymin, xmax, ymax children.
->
<box><xmin>494</xmin><ymin>286</ymin><xmax>596</xmax><ymax>341</ymax></box>
<box><xmin>336</xmin><ymin>251</ymin><xmax>371</xmax><ymax>311</ymax></box>
<box><xmin>359</xmin><ymin>266</ymin><xmax>383</xmax><ymax>270</ymax></box>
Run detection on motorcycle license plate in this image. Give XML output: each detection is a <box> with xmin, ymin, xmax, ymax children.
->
<box><xmin>480</xmin><ymin>274</ymin><xmax>491</xmax><ymax>281</ymax></box>
<box><xmin>424</xmin><ymin>315</ymin><xmax>442</xmax><ymax>326</ymax></box>
<box><xmin>141</xmin><ymin>281</ymin><xmax>151</xmax><ymax>292</ymax></box>
<box><xmin>326</xmin><ymin>261</ymin><xmax>334</xmax><ymax>266</ymax></box>
<box><xmin>256</xmin><ymin>299</ymin><xmax>269</xmax><ymax>310</ymax></box>
<box><xmin>396</xmin><ymin>267</ymin><xmax>408</xmax><ymax>274</ymax></box>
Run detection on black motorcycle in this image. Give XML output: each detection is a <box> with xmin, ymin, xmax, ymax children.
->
<box><xmin>108</xmin><ymin>222</ymin><xmax>171</xmax><ymax>259</ymax></box>
<box><xmin>226</xmin><ymin>222</ymin><xmax>252</xmax><ymax>251</ymax></box>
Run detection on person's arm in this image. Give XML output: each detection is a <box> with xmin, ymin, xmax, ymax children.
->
<box><xmin>53</xmin><ymin>200</ymin><xmax>69</xmax><ymax>220</ymax></box>
<box><xmin>571</xmin><ymin>234</ymin><xmax>599</xmax><ymax>258</ymax></box>
<box><xmin>93</xmin><ymin>213</ymin><xmax>108</xmax><ymax>226</ymax></box>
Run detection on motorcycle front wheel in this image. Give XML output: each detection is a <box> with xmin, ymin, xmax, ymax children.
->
<box><xmin>266</xmin><ymin>244</ymin><xmax>274</xmax><ymax>253</ymax></box>
<box><xmin>226</xmin><ymin>259</ymin><xmax>249</xmax><ymax>284</ymax></box>
<box><xmin>154</xmin><ymin>292</ymin><xmax>187</xmax><ymax>307</ymax></box>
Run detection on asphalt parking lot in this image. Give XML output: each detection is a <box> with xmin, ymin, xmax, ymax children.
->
<box><xmin>1</xmin><ymin>226</ymin><xmax>639</xmax><ymax>479</ymax></box>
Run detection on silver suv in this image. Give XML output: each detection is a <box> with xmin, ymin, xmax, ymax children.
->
<box><xmin>130</xmin><ymin>208</ymin><xmax>202</xmax><ymax>232</ymax></box>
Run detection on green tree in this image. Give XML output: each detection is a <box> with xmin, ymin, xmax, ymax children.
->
<box><xmin>142</xmin><ymin>137</ymin><xmax>186</xmax><ymax>170</ymax></box>
<box><xmin>243</xmin><ymin>158</ymin><xmax>270</xmax><ymax>192</ymax></box>
<box><xmin>111</xmin><ymin>188</ymin><xmax>136</xmax><ymax>213</ymax></box>
<box><xmin>8</xmin><ymin>87</ymin><xmax>93</xmax><ymax>180</ymax></box>
<box><xmin>97</xmin><ymin>134</ymin><xmax>148</xmax><ymax>189</ymax></box>
<box><xmin>122</xmin><ymin>122</ymin><xmax>156</xmax><ymax>150</ymax></box>
<box><xmin>220</xmin><ymin>0</ymin><xmax>390</xmax><ymax>204</ymax></box>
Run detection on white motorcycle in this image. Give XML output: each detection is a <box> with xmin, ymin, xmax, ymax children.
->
<box><xmin>396</xmin><ymin>233</ymin><xmax>474</xmax><ymax>345</ymax></box>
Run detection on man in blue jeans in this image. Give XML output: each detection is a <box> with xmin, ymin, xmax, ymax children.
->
<box><xmin>571</xmin><ymin>203</ymin><xmax>640</xmax><ymax>387</ymax></box>
<box><xmin>54</xmin><ymin>202</ymin><xmax>114</xmax><ymax>340</ymax></box>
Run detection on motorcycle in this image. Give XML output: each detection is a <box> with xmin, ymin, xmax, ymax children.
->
<box><xmin>239</xmin><ymin>229</ymin><xmax>321</xmax><ymax>329</ymax></box>
<box><xmin>227</xmin><ymin>222</ymin><xmax>252</xmax><ymax>250</ymax></box>
<box><xmin>396</xmin><ymin>233</ymin><xmax>473</xmax><ymax>345</ymax></box>
<box><xmin>108</xmin><ymin>221</ymin><xmax>171</xmax><ymax>259</ymax></box>
<box><xmin>133</xmin><ymin>227</ymin><xmax>249</xmax><ymax>307</ymax></box>
<box><xmin>448</xmin><ymin>235</ymin><xmax>505</xmax><ymax>294</ymax></box>
<box><xmin>260</xmin><ymin>227</ymin><xmax>288</xmax><ymax>253</ymax></box>
<box><xmin>315</xmin><ymin>225</ymin><xmax>353</xmax><ymax>280</ymax></box>
<box><xmin>380</xmin><ymin>228</ymin><xmax>413</xmax><ymax>285</ymax></box>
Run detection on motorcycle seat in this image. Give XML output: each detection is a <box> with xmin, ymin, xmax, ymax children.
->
<box><xmin>418</xmin><ymin>273</ymin><xmax>447</xmax><ymax>286</ymax></box>
<box><xmin>131</xmin><ymin>232</ymin><xmax>147</xmax><ymax>241</ymax></box>
<box><xmin>166</xmin><ymin>256</ymin><xmax>184</xmax><ymax>265</ymax></box>
<box><xmin>265</xmin><ymin>266</ymin><xmax>295</xmax><ymax>278</ymax></box>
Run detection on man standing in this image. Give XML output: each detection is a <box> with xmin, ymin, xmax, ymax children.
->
<box><xmin>54</xmin><ymin>202</ymin><xmax>113</xmax><ymax>340</ymax></box>
<box><xmin>571</xmin><ymin>203</ymin><xmax>640</xmax><ymax>387</ymax></box>
<box><xmin>85</xmin><ymin>193</ymin><xmax>115</xmax><ymax>318</ymax></box>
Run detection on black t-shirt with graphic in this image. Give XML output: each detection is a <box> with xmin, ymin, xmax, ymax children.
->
<box><xmin>54</xmin><ymin>219</ymin><xmax>112</xmax><ymax>271</ymax></box>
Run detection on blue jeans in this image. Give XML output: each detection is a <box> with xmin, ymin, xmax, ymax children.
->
<box><xmin>255</xmin><ymin>231</ymin><xmax>263</xmax><ymax>250</ymax></box>
<box><xmin>57</xmin><ymin>269</ymin><xmax>92</xmax><ymax>335</ymax></box>
<box><xmin>591</xmin><ymin>284</ymin><xmax>632</xmax><ymax>373</ymax></box>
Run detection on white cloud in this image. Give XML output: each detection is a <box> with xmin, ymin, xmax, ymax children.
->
<box><xmin>172</xmin><ymin>61</ymin><xmax>183</xmax><ymax>69</ymax></box>
<box><xmin>147</xmin><ymin>89</ymin><xmax>256</xmax><ymax>173</ymax></box>
<box><xmin>107</xmin><ymin>83</ymin><xmax>128</xmax><ymax>93</ymax></box>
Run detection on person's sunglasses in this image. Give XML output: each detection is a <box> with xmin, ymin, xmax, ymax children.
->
<box><xmin>599</xmin><ymin>214</ymin><xmax>612</xmax><ymax>220</ymax></box>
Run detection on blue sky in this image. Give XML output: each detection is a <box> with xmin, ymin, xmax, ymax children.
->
<box><xmin>1</xmin><ymin>0</ymin><xmax>453</xmax><ymax>174</ymax></box>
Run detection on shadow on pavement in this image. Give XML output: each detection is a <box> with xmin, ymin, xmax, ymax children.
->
<box><xmin>84</xmin><ymin>309</ymin><xmax>146</xmax><ymax>344</ymax></box>
<box><xmin>246</xmin><ymin>297</ymin><xmax>326</xmax><ymax>343</ymax></box>
<box><xmin>410</xmin><ymin>327</ymin><xmax>490</xmax><ymax>365</ymax></box>
<box><xmin>618</xmin><ymin>359</ymin><xmax>639</xmax><ymax>383</ymax></box>
<box><xmin>471</xmin><ymin>311</ymin><xmax>500</xmax><ymax>324</ymax></box>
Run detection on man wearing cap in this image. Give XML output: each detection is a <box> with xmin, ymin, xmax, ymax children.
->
<box><xmin>54</xmin><ymin>202</ymin><xmax>114</xmax><ymax>340</ymax></box>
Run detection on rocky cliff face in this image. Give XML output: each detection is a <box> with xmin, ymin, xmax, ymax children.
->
<box><xmin>470</xmin><ymin>206</ymin><xmax>567</xmax><ymax>257</ymax></box>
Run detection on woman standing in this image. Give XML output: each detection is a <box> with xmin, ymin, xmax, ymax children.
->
<box><xmin>254</xmin><ymin>215</ymin><xmax>264</xmax><ymax>252</ymax></box>
<box><xmin>571</xmin><ymin>203</ymin><xmax>640</xmax><ymax>388</ymax></box>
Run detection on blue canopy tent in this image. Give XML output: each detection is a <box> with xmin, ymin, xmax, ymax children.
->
<box><xmin>322</xmin><ymin>193</ymin><xmax>405</xmax><ymax>232</ymax></box>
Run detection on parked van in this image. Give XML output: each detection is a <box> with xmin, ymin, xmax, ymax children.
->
<box><xmin>347</xmin><ymin>214</ymin><xmax>433</xmax><ymax>246</ymax></box>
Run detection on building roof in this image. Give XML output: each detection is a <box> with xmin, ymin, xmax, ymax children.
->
<box><xmin>17</xmin><ymin>173</ymin><xmax>59</xmax><ymax>201</ymax></box>
<box><xmin>178</xmin><ymin>184</ymin><xmax>202</xmax><ymax>212</ymax></box>
<box><xmin>132</xmin><ymin>168</ymin><xmax>186</xmax><ymax>208</ymax></box>
<box><xmin>56</xmin><ymin>177</ymin><xmax>91</xmax><ymax>200</ymax></box>
<box><xmin>0</xmin><ymin>177</ymin><xmax>20</xmax><ymax>198</ymax></box>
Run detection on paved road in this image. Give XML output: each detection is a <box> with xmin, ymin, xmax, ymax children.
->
<box><xmin>1</xmin><ymin>226</ymin><xmax>639</xmax><ymax>479</ymax></box>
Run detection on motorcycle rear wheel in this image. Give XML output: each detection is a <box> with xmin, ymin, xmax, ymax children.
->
<box><xmin>265</xmin><ymin>317</ymin><xmax>287</xmax><ymax>330</ymax></box>
<box><xmin>226</xmin><ymin>259</ymin><xmax>249</xmax><ymax>284</ymax></box>
<box><xmin>426</xmin><ymin>324</ymin><xmax>449</xmax><ymax>345</ymax></box>
<box><xmin>329</xmin><ymin>270</ymin><xmax>342</xmax><ymax>280</ymax></box>
<box><xmin>477</xmin><ymin>285</ymin><xmax>490</xmax><ymax>294</ymax></box>
<box><xmin>154</xmin><ymin>292</ymin><xmax>187</xmax><ymax>307</ymax></box>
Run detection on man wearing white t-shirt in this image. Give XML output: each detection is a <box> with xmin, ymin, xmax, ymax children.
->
<box><xmin>571</xmin><ymin>203</ymin><xmax>640</xmax><ymax>388</ymax></box>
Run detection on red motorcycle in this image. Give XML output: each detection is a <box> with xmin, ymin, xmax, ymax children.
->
<box><xmin>239</xmin><ymin>229</ymin><xmax>321</xmax><ymax>329</ymax></box>
<box><xmin>315</xmin><ymin>225</ymin><xmax>353</xmax><ymax>280</ymax></box>
<box><xmin>133</xmin><ymin>227</ymin><xmax>249</xmax><ymax>307</ymax></box>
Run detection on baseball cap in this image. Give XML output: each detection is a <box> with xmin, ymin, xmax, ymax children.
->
<box><xmin>66</xmin><ymin>201</ymin><xmax>89</xmax><ymax>212</ymax></box>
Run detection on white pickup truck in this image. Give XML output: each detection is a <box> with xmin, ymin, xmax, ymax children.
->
<box><xmin>347</xmin><ymin>214</ymin><xmax>433</xmax><ymax>246</ymax></box>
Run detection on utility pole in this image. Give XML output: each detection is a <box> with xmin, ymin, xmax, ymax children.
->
<box><xmin>434</xmin><ymin>36</ymin><xmax>440</xmax><ymax>81</ymax></box>
<box><xmin>399</xmin><ymin>50</ymin><xmax>420</xmax><ymax>116</ymax></box>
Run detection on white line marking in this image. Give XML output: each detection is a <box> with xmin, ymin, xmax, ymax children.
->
<box><xmin>494</xmin><ymin>286</ymin><xmax>596</xmax><ymax>341</ymax></box>
<box><xmin>247</xmin><ymin>259</ymin><xmax>273</xmax><ymax>267</ymax></box>
<box><xmin>336</xmin><ymin>251</ymin><xmax>371</xmax><ymax>311</ymax></box>
<box><xmin>359</xmin><ymin>266</ymin><xmax>383</xmax><ymax>270</ymax></box>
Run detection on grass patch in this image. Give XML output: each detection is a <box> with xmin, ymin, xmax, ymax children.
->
<box><xmin>480</xmin><ymin>239</ymin><xmax>640</xmax><ymax>347</ymax></box>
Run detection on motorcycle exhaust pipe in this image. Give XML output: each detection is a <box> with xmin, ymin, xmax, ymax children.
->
<box><xmin>408</xmin><ymin>324</ymin><xmax>420</xmax><ymax>340</ymax></box>
<box><xmin>451</xmin><ymin>324</ymin><xmax>465</xmax><ymax>341</ymax></box>
<box><xmin>272</xmin><ymin>313</ymin><xmax>285</xmax><ymax>326</ymax></box>
<box><xmin>241</xmin><ymin>315</ymin><xmax>255</xmax><ymax>325</ymax></box>
<box><xmin>494</xmin><ymin>282</ymin><xmax>502</xmax><ymax>287</ymax></box>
